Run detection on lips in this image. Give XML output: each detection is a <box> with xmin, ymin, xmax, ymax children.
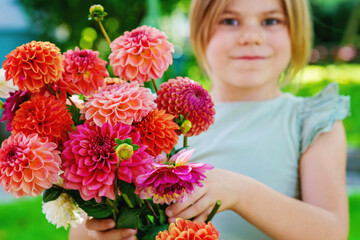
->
<box><xmin>235</xmin><ymin>56</ymin><xmax>265</xmax><ymax>60</ymax></box>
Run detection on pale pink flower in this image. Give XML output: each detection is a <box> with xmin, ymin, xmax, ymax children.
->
<box><xmin>136</xmin><ymin>149</ymin><xmax>213</xmax><ymax>205</ymax></box>
<box><xmin>109</xmin><ymin>25</ymin><xmax>174</xmax><ymax>85</ymax></box>
<box><xmin>81</xmin><ymin>82</ymin><xmax>156</xmax><ymax>127</ymax></box>
<box><xmin>0</xmin><ymin>132</ymin><xmax>61</xmax><ymax>198</ymax></box>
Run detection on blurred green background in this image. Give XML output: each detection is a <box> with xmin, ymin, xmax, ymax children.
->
<box><xmin>0</xmin><ymin>0</ymin><xmax>359</xmax><ymax>239</ymax></box>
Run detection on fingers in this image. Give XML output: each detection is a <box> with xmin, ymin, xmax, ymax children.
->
<box><xmin>86</xmin><ymin>217</ymin><xmax>116</xmax><ymax>231</ymax></box>
<box><xmin>87</xmin><ymin>228</ymin><xmax>137</xmax><ymax>240</ymax></box>
<box><xmin>85</xmin><ymin>217</ymin><xmax>137</xmax><ymax>240</ymax></box>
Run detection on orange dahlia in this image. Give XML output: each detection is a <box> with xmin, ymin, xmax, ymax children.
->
<box><xmin>133</xmin><ymin>109</ymin><xmax>179</xmax><ymax>156</ymax></box>
<box><xmin>0</xmin><ymin>132</ymin><xmax>61</xmax><ymax>198</ymax></box>
<box><xmin>156</xmin><ymin>77</ymin><xmax>215</xmax><ymax>137</ymax></box>
<box><xmin>62</xmin><ymin>47</ymin><xmax>109</xmax><ymax>96</ymax></box>
<box><xmin>109</xmin><ymin>25</ymin><xmax>174</xmax><ymax>85</ymax></box>
<box><xmin>2</xmin><ymin>41</ymin><xmax>63</xmax><ymax>93</ymax></box>
<box><xmin>156</xmin><ymin>218</ymin><xmax>219</xmax><ymax>240</ymax></box>
<box><xmin>11</xmin><ymin>95</ymin><xmax>74</xmax><ymax>146</ymax></box>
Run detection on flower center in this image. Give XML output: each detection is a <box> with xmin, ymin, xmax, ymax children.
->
<box><xmin>130</xmin><ymin>30</ymin><xmax>146</xmax><ymax>43</ymax></box>
<box><xmin>90</xmin><ymin>136</ymin><xmax>111</xmax><ymax>156</ymax></box>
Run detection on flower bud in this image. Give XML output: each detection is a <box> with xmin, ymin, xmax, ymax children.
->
<box><xmin>88</xmin><ymin>4</ymin><xmax>107</xmax><ymax>21</ymax></box>
<box><xmin>180</xmin><ymin>120</ymin><xmax>192</xmax><ymax>134</ymax></box>
<box><xmin>116</xmin><ymin>143</ymin><xmax>133</xmax><ymax>160</ymax></box>
<box><xmin>0</xmin><ymin>100</ymin><xmax>3</xmax><ymax>110</ymax></box>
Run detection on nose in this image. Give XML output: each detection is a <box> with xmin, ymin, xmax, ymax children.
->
<box><xmin>237</xmin><ymin>23</ymin><xmax>263</xmax><ymax>45</ymax></box>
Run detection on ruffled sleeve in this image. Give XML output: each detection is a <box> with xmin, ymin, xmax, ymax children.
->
<box><xmin>299</xmin><ymin>82</ymin><xmax>350</xmax><ymax>153</ymax></box>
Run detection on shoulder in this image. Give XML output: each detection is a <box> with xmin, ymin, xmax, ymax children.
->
<box><xmin>296</xmin><ymin>82</ymin><xmax>350</xmax><ymax>153</ymax></box>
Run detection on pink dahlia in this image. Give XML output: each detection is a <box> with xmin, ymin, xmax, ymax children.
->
<box><xmin>62</xmin><ymin>47</ymin><xmax>109</xmax><ymax>96</ymax></box>
<box><xmin>2</xmin><ymin>41</ymin><xmax>63</xmax><ymax>93</ymax></box>
<box><xmin>61</xmin><ymin>122</ymin><xmax>153</xmax><ymax>203</ymax></box>
<box><xmin>1</xmin><ymin>89</ymin><xmax>31</xmax><ymax>131</ymax></box>
<box><xmin>0</xmin><ymin>132</ymin><xmax>61</xmax><ymax>198</ymax></box>
<box><xmin>156</xmin><ymin>77</ymin><xmax>215</xmax><ymax>137</ymax></box>
<box><xmin>109</xmin><ymin>25</ymin><xmax>174</xmax><ymax>85</ymax></box>
<box><xmin>81</xmin><ymin>82</ymin><xmax>156</xmax><ymax>127</ymax></box>
<box><xmin>136</xmin><ymin>149</ymin><xmax>213</xmax><ymax>205</ymax></box>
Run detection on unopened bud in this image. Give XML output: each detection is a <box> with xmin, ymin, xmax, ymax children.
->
<box><xmin>0</xmin><ymin>100</ymin><xmax>3</xmax><ymax>110</ymax></box>
<box><xmin>89</xmin><ymin>4</ymin><xmax>107</xmax><ymax>21</ymax></box>
<box><xmin>180</xmin><ymin>120</ymin><xmax>192</xmax><ymax>134</ymax></box>
<box><xmin>116</xmin><ymin>143</ymin><xmax>133</xmax><ymax>160</ymax></box>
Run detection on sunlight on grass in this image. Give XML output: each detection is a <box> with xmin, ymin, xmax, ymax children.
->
<box><xmin>348</xmin><ymin>187</ymin><xmax>360</xmax><ymax>240</ymax></box>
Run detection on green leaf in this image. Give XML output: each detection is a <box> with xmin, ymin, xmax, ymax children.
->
<box><xmin>123</xmin><ymin>138</ymin><xmax>133</xmax><ymax>145</ymax></box>
<box><xmin>132</xmin><ymin>144</ymin><xmax>139</xmax><ymax>151</ymax></box>
<box><xmin>158</xmin><ymin>209</ymin><xmax>168</xmax><ymax>225</ymax></box>
<box><xmin>115</xmin><ymin>138</ymin><xmax>123</xmax><ymax>145</ymax></box>
<box><xmin>43</xmin><ymin>187</ymin><xmax>63</xmax><ymax>203</ymax></box>
<box><xmin>116</xmin><ymin>207</ymin><xmax>143</xmax><ymax>229</ymax></box>
<box><xmin>66</xmin><ymin>190</ymin><xmax>113</xmax><ymax>219</ymax></box>
<box><xmin>67</xmin><ymin>104</ymin><xmax>84</xmax><ymax>126</ymax></box>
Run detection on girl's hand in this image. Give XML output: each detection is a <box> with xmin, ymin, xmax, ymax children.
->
<box><xmin>85</xmin><ymin>217</ymin><xmax>137</xmax><ymax>240</ymax></box>
<box><xmin>165</xmin><ymin>169</ymin><xmax>241</xmax><ymax>222</ymax></box>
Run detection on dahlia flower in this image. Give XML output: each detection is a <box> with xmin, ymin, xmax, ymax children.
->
<box><xmin>136</xmin><ymin>149</ymin><xmax>213</xmax><ymax>205</ymax></box>
<box><xmin>133</xmin><ymin>109</ymin><xmax>179</xmax><ymax>157</ymax></box>
<box><xmin>11</xmin><ymin>95</ymin><xmax>73</xmax><ymax>146</ymax></box>
<box><xmin>2</xmin><ymin>41</ymin><xmax>63</xmax><ymax>93</ymax></box>
<box><xmin>1</xmin><ymin>89</ymin><xmax>31</xmax><ymax>131</ymax></box>
<box><xmin>156</xmin><ymin>218</ymin><xmax>219</xmax><ymax>240</ymax></box>
<box><xmin>109</xmin><ymin>25</ymin><xmax>174</xmax><ymax>85</ymax></box>
<box><xmin>62</xmin><ymin>47</ymin><xmax>109</xmax><ymax>96</ymax></box>
<box><xmin>156</xmin><ymin>77</ymin><xmax>215</xmax><ymax>137</ymax></box>
<box><xmin>0</xmin><ymin>132</ymin><xmax>61</xmax><ymax>198</ymax></box>
<box><xmin>0</xmin><ymin>68</ymin><xmax>18</xmax><ymax>98</ymax></box>
<box><xmin>81</xmin><ymin>82</ymin><xmax>156</xmax><ymax>127</ymax></box>
<box><xmin>42</xmin><ymin>193</ymin><xmax>84</xmax><ymax>229</ymax></box>
<box><xmin>61</xmin><ymin>122</ymin><xmax>153</xmax><ymax>203</ymax></box>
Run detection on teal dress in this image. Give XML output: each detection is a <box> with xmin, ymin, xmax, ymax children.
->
<box><xmin>186</xmin><ymin>83</ymin><xmax>350</xmax><ymax>239</ymax></box>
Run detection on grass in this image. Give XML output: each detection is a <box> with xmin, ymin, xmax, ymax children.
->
<box><xmin>0</xmin><ymin>189</ymin><xmax>360</xmax><ymax>240</ymax></box>
<box><xmin>0</xmin><ymin>196</ymin><xmax>68</xmax><ymax>240</ymax></box>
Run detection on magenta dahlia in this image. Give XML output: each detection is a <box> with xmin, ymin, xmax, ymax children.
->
<box><xmin>136</xmin><ymin>149</ymin><xmax>213</xmax><ymax>205</ymax></box>
<box><xmin>81</xmin><ymin>82</ymin><xmax>156</xmax><ymax>127</ymax></box>
<box><xmin>0</xmin><ymin>132</ymin><xmax>61</xmax><ymax>198</ymax></box>
<box><xmin>61</xmin><ymin>122</ymin><xmax>154</xmax><ymax>203</ymax></box>
<box><xmin>1</xmin><ymin>89</ymin><xmax>31</xmax><ymax>131</ymax></box>
<box><xmin>156</xmin><ymin>77</ymin><xmax>216</xmax><ymax>137</ymax></box>
<box><xmin>109</xmin><ymin>25</ymin><xmax>174</xmax><ymax>85</ymax></box>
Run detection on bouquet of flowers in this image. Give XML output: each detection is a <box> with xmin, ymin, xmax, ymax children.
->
<box><xmin>0</xmin><ymin>4</ymin><xmax>220</xmax><ymax>240</ymax></box>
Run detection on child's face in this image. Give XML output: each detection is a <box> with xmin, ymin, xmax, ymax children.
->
<box><xmin>206</xmin><ymin>0</ymin><xmax>291</xmax><ymax>100</ymax></box>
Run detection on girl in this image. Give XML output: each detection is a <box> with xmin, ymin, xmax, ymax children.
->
<box><xmin>70</xmin><ymin>0</ymin><xmax>350</xmax><ymax>239</ymax></box>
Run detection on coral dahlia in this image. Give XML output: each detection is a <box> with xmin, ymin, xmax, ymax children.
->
<box><xmin>2</xmin><ymin>41</ymin><xmax>63</xmax><ymax>93</ymax></box>
<box><xmin>109</xmin><ymin>25</ymin><xmax>174</xmax><ymax>85</ymax></box>
<box><xmin>11</xmin><ymin>95</ymin><xmax>73</xmax><ymax>146</ymax></box>
<box><xmin>81</xmin><ymin>82</ymin><xmax>156</xmax><ymax>127</ymax></box>
<box><xmin>61</xmin><ymin>122</ymin><xmax>153</xmax><ymax>203</ymax></box>
<box><xmin>0</xmin><ymin>132</ymin><xmax>61</xmax><ymax>198</ymax></box>
<box><xmin>62</xmin><ymin>47</ymin><xmax>109</xmax><ymax>96</ymax></box>
<box><xmin>136</xmin><ymin>149</ymin><xmax>213</xmax><ymax>205</ymax></box>
<box><xmin>1</xmin><ymin>89</ymin><xmax>31</xmax><ymax>131</ymax></box>
<box><xmin>156</xmin><ymin>218</ymin><xmax>219</xmax><ymax>240</ymax></box>
<box><xmin>156</xmin><ymin>77</ymin><xmax>215</xmax><ymax>137</ymax></box>
<box><xmin>133</xmin><ymin>109</ymin><xmax>179</xmax><ymax>157</ymax></box>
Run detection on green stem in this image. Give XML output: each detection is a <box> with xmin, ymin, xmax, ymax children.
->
<box><xmin>205</xmin><ymin>200</ymin><xmax>221</xmax><ymax>224</ymax></box>
<box><xmin>183</xmin><ymin>136</ymin><xmax>188</xmax><ymax>148</ymax></box>
<box><xmin>96</xmin><ymin>19</ymin><xmax>111</xmax><ymax>45</ymax></box>
<box><xmin>45</xmin><ymin>83</ymin><xmax>56</xmax><ymax>95</ymax></box>
<box><xmin>145</xmin><ymin>200</ymin><xmax>159</xmax><ymax>223</ymax></box>
<box><xmin>151</xmin><ymin>79</ymin><xmax>159</xmax><ymax>93</ymax></box>
<box><xmin>122</xmin><ymin>193</ymin><xmax>134</xmax><ymax>208</ymax></box>
<box><xmin>113</xmin><ymin>158</ymin><xmax>122</xmax><ymax>224</ymax></box>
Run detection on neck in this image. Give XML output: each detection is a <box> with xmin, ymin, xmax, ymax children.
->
<box><xmin>210</xmin><ymin>81</ymin><xmax>282</xmax><ymax>103</ymax></box>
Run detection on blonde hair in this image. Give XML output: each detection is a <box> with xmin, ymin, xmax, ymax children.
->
<box><xmin>189</xmin><ymin>0</ymin><xmax>312</xmax><ymax>83</ymax></box>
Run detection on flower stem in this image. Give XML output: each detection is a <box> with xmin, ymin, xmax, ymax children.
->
<box><xmin>113</xmin><ymin>158</ymin><xmax>122</xmax><ymax>224</ymax></box>
<box><xmin>96</xmin><ymin>19</ymin><xmax>111</xmax><ymax>45</ymax></box>
<box><xmin>45</xmin><ymin>83</ymin><xmax>56</xmax><ymax>95</ymax></box>
<box><xmin>151</xmin><ymin>79</ymin><xmax>159</xmax><ymax>93</ymax></box>
<box><xmin>122</xmin><ymin>193</ymin><xmax>134</xmax><ymax>208</ymax></box>
<box><xmin>205</xmin><ymin>200</ymin><xmax>221</xmax><ymax>224</ymax></box>
<box><xmin>144</xmin><ymin>199</ymin><xmax>159</xmax><ymax>223</ymax></box>
<box><xmin>183</xmin><ymin>136</ymin><xmax>188</xmax><ymax>148</ymax></box>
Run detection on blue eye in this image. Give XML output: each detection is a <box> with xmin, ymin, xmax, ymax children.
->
<box><xmin>220</xmin><ymin>18</ymin><xmax>239</xmax><ymax>26</ymax></box>
<box><xmin>262</xmin><ymin>18</ymin><xmax>279</xmax><ymax>26</ymax></box>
